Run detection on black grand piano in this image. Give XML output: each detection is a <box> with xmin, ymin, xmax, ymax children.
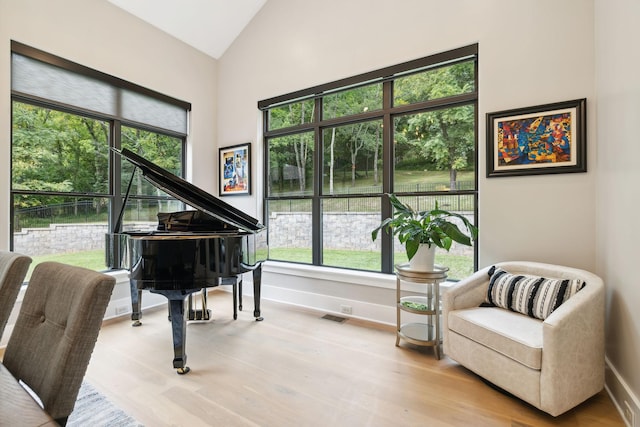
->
<box><xmin>106</xmin><ymin>148</ymin><xmax>266</xmax><ymax>374</ymax></box>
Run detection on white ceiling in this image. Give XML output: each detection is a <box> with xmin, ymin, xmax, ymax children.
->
<box><xmin>107</xmin><ymin>0</ymin><xmax>268</xmax><ymax>59</ymax></box>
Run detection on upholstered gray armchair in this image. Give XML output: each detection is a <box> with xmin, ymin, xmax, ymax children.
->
<box><xmin>2</xmin><ymin>261</ymin><xmax>115</xmax><ymax>426</ymax></box>
<box><xmin>442</xmin><ymin>261</ymin><xmax>605</xmax><ymax>416</ymax></box>
<box><xmin>0</xmin><ymin>251</ymin><xmax>32</xmax><ymax>342</ymax></box>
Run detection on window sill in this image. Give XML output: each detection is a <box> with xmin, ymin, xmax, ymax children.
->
<box><xmin>262</xmin><ymin>260</ymin><xmax>456</xmax><ymax>292</ymax></box>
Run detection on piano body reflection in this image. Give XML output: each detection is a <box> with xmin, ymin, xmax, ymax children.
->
<box><xmin>106</xmin><ymin>148</ymin><xmax>266</xmax><ymax>374</ymax></box>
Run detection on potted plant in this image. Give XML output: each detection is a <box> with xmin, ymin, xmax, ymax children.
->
<box><xmin>371</xmin><ymin>194</ymin><xmax>478</xmax><ymax>271</ymax></box>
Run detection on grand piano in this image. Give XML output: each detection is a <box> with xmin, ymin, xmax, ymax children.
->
<box><xmin>106</xmin><ymin>148</ymin><xmax>266</xmax><ymax>374</ymax></box>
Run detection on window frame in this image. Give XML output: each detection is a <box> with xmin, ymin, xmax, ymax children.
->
<box><xmin>9</xmin><ymin>42</ymin><xmax>189</xmax><ymax>267</ymax></box>
<box><xmin>260</xmin><ymin>44</ymin><xmax>478</xmax><ymax>276</ymax></box>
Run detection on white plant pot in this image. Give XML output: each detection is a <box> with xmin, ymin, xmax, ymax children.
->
<box><xmin>408</xmin><ymin>243</ymin><xmax>437</xmax><ymax>272</ymax></box>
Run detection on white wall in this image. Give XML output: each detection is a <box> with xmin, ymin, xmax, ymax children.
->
<box><xmin>217</xmin><ymin>0</ymin><xmax>638</xmax><ymax>417</ymax></box>
<box><xmin>595</xmin><ymin>0</ymin><xmax>640</xmax><ymax>417</ymax></box>
<box><xmin>218</xmin><ymin>0</ymin><xmax>597</xmax><ymax>306</ymax></box>
<box><xmin>0</xmin><ymin>0</ymin><xmax>219</xmax><ymax>250</ymax></box>
<box><xmin>219</xmin><ymin>0</ymin><xmax>597</xmax><ymax>270</ymax></box>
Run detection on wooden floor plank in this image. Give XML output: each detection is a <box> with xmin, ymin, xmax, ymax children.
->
<box><xmin>84</xmin><ymin>290</ymin><xmax>625</xmax><ymax>427</ymax></box>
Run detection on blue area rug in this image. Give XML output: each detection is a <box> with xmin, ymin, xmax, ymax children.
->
<box><xmin>67</xmin><ymin>382</ymin><xmax>143</xmax><ymax>427</ymax></box>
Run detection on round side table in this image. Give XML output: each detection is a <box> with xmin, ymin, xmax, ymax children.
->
<box><xmin>395</xmin><ymin>263</ymin><xmax>449</xmax><ymax>359</ymax></box>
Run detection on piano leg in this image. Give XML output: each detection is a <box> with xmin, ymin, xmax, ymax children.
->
<box><xmin>253</xmin><ymin>265</ymin><xmax>264</xmax><ymax>321</ymax></box>
<box><xmin>130</xmin><ymin>279</ymin><xmax>143</xmax><ymax>327</ymax></box>
<box><xmin>231</xmin><ymin>278</ymin><xmax>238</xmax><ymax>320</ymax></box>
<box><xmin>152</xmin><ymin>289</ymin><xmax>199</xmax><ymax>375</ymax></box>
<box><xmin>220</xmin><ymin>277</ymin><xmax>238</xmax><ymax>320</ymax></box>
<box><xmin>169</xmin><ymin>297</ymin><xmax>189</xmax><ymax>374</ymax></box>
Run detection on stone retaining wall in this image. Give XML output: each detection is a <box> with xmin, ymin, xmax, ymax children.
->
<box><xmin>13</xmin><ymin>223</ymin><xmax>109</xmax><ymax>256</ymax></box>
<box><xmin>268</xmin><ymin>212</ymin><xmax>475</xmax><ymax>255</ymax></box>
<box><xmin>13</xmin><ymin>212</ymin><xmax>475</xmax><ymax>257</ymax></box>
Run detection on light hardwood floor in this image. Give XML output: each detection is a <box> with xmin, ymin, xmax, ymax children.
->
<box><xmin>84</xmin><ymin>290</ymin><xmax>624</xmax><ymax>427</ymax></box>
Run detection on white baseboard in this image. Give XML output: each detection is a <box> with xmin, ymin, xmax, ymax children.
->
<box><xmin>102</xmin><ymin>270</ymin><xmax>167</xmax><ymax>321</ymax></box>
<box><xmin>260</xmin><ymin>283</ymin><xmax>396</xmax><ymax>326</ymax></box>
<box><xmin>606</xmin><ymin>357</ymin><xmax>639</xmax><ymax>427</ymax></box>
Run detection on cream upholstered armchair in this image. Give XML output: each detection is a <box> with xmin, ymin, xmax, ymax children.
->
<box><xmin>442</xmin><ymin>261</ymin><xmax>605</xmax><ymax>417</ymax></box>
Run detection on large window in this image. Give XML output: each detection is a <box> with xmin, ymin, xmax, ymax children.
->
<box><xmin>260</xmin><ymin>45</ymin><xmax>478</xmax><ymax>279</ymax></box>
<box><xmin>10</xmin><ymin>42</ymin><xmax>190</xmax><ymax>275</ymax></box>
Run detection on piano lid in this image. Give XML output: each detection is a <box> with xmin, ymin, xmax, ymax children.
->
<box><xmin>114</xmin><ymin>148</ymin><xmax>265</xmax><ymax>233</ymax></box>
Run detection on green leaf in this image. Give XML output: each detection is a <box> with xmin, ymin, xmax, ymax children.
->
<box><xmin>440</xmin><ymin>222</ymin><xmax>472</xmax><ymax>246</ymax></box>
<box><xmin>406</xmin><ymin>238</ymin><xmax>420</xmax><ymax>260</ymax></box>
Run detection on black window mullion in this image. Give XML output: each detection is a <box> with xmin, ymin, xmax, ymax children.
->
<box><xmin>381</xmin><ymin>80</ymin><xmax>394</xmax><ymax>273</ymax></box>
<box><xmin>312</xmin><ymin>98</ymin><xmax>323</xmax><ymax>266</ymax></box>
<box><xmin>110</xmin><ymin>121</ymin><xmax>123</xmax><ymax>234</ymax></box>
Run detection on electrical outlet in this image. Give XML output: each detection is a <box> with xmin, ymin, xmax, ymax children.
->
<box><xmin>340</xmin><ymin>305</ymin><xmax>352</xmax><ymax>315</ymax></box>
<box><xmin>115</xmin><ymin>305</ymin><xmax>129</xmax><ymax>315</ymax></box>
<box><xmin>623</xmin><ymin>400</ymin><xmax>635</xmax><ymax>427</ymax></box>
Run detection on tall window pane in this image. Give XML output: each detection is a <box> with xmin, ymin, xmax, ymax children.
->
<box><xmin>392</xmin><ymin>195</ymin><xmax>475</xmax><ymax>279</ymax></box>
<box><xmin>393</xmin><ymin>105</ymin><xmax>475</xmax><ymax>193</ymax></box>
<box><xmin>267</xmin><ymin>132</ymin><xmax>314</xmax><ymax>197</ymax></box>
<box><xmin>12</xmin><ymin>194</ymin><xmax>109</xmax><ymax>277</ymax></box>
<box><xmin>119</xmin><ymin>127</ymin><xmax>184</xmax><ymax>231</ymax></box>
<box><xmin>120</xmin><ymin>126</ymin><xmax>183</xmax><ymax>196</ymax></box>
<box><xmin>11</xmin><ymin>102</ymin><xmax>111</xmax><ymax>273</ymax></box>
<box><xmin>267</xmin><ymin>199</ymin><xmax>312</xmax><ymax>263</ymax></box>
<box><xmin>12</xmin><ymin>102</ymin><xmax>109</xmax><ymax>193</ymax></box>
<box><xmin>322</xmin><ymin>197</ymin><xmax>381</xmax><ymax>270</ymax></box>
<box><xmin>322</xmin><ymin>120</ymin><xmax>383</xmax><ymax>195</ymax></box>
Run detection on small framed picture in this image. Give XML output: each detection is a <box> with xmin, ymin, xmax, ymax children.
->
<box><xmin>219</xmin><ymin>143</ymin><xmax>251</xmax><ymax>196</ymax></box>
<box><xmin>486</xmin><ymin>98</ymin><xmax>586</xmax><ymax>177</ymax></box>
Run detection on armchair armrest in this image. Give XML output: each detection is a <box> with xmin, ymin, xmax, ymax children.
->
<box><xmin>540</xmin><ymin>273</ymin><xmax>605</xmax><ymax>415</ymax></box>
<box><xmin>443</xmin><ymin>266</ymin><xmax>491</xmax><ymax>312</ymax></box>
<box><xmin>442</xmin><ymin>266</ymin><xmax>491</xmax><ymax>354</ymax></box>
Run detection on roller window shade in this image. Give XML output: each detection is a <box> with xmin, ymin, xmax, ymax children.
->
<box><xmin>11</xmin><ymin>53</ymin><xmax>188</xmax><ymax>135</ymax></box>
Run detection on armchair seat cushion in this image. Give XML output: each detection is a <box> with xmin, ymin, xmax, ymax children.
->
<box><xmin>448</xmin><ymin>306</ymin><xmax>543</xmax><ymax>370</ymax></box>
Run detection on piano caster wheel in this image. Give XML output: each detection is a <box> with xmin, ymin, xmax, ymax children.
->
<box><xmin>176</xmin><ymin>367</ymin><xmax>191</xmax><ymax>375</ymax></box>
<box><xmin>255</xmin><ymin>316</ymin><xmax>264</xmax><ymax>321</ymax></box>
<box><xmin>132</xmin><ymin>320</ymin><xmax>142</xmax><ymax>327</ymax></box>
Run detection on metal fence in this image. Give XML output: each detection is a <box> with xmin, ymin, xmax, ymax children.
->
<box><xmin>13</xmin><ymin>200</ymin><xmax>107</xmax><ymax>231</ymax></box>
<box><xmin>268</xmin><ymin>192</ymin><xmax>475</xmax><ymax>214</ymax></box>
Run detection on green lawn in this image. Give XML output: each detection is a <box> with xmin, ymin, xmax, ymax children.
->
<box><xmin>27</xmin><ymin>249</ymin><xmax>107</xmax><ymax>280</ymax></box>
<box><xmin>268</xmin><ymin>248</ymin><xmax>473</xmax><ymax>280</ymax></box>
<box><xmin>26</xmin><ymin>247</ymin><xmax>473</xmax><ymax>281</ymax></box>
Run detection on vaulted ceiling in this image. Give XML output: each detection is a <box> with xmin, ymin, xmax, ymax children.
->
<box><xmin>107</xmin><ymin>0</ymin><xmax>267</xmax><ymax>59</ymax></box>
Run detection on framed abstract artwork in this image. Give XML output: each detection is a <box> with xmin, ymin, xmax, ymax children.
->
<box><xmin>486</xmin><ymin>98</ymin><xmax>586</xmax><ymax>177</ymax></box>
<box><xmin>219</xmin><ymin>143</ymin><xmax>251</xmax><ymax>196</ymax></box>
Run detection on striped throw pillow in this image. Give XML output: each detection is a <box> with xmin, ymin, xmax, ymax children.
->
<box><xmin>485</xmin><ymin>266</ymin><xmax>586</xmax><ymax>320</ymax></box>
